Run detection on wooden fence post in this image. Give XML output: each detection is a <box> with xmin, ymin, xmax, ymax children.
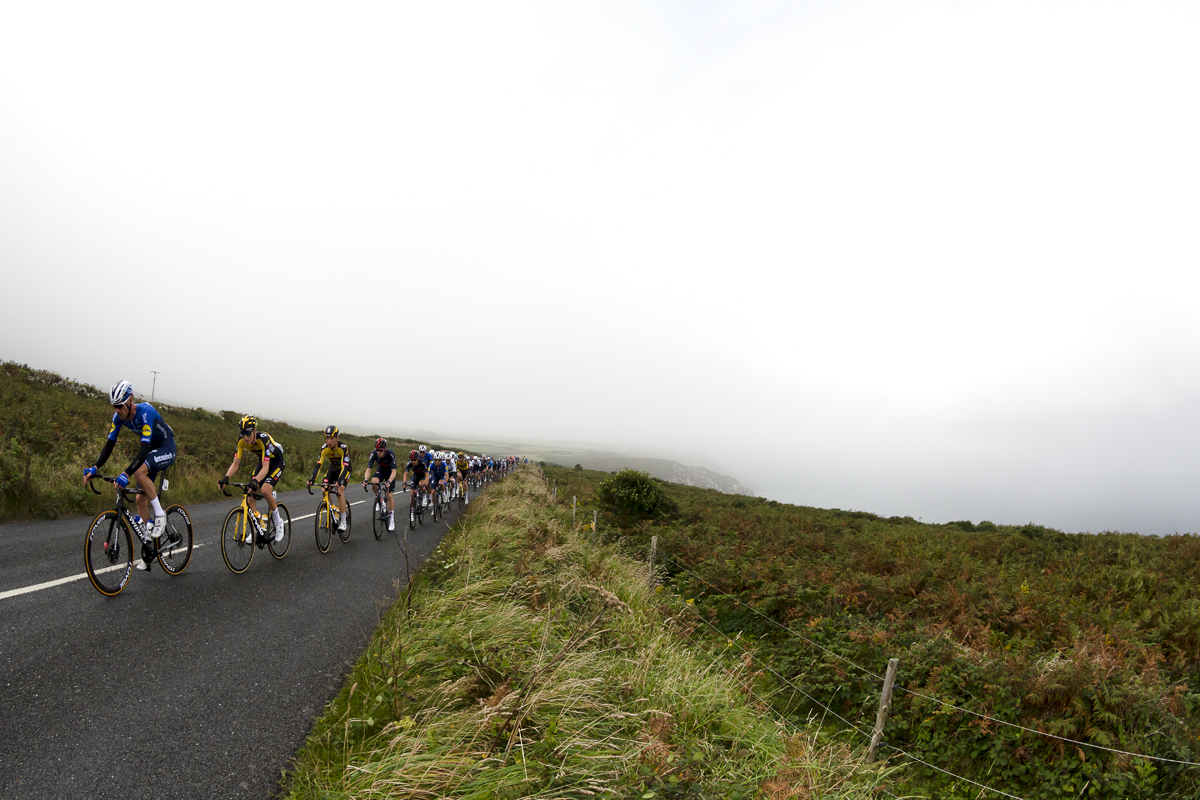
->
<box><xmin>867</xmin><ymin>658</ymin><xmax>900</xmax><ymax>763</ymax></box>
<box><xmin>648</xmin><ymin>535</ymin><xmax>658</xmax><ymax>588</ymax></box>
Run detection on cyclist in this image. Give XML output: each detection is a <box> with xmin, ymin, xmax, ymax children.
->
<box><xmin>82</xmin><ymin>380</ymin><xmax>176</xmax><ymax>570</ymax></box>
<box><xmin>402</xmin><ymin>449</ymin><xmax>429</xmax><ymax>520</ymax></box>
<box><xmin>429</xmin><ymin>453</ymin><xmax>447</xmax><ymax>508</ymax></box>
<box><xmin>363</xmin><ymin>437</ymin><xmax>399</xmax><ymax>531</ymax></box>
<box><xmin>307</xmin><ymin>425</ymin><xmax>351</xmax><ymax>533</ymax></box>
<box><xmin>217</xmin><ymin>416</ymin><xmax>285</xmax><ymax>541</ymax></box>
<box><xmin>454</xmin><ymin>452</ymin><xmax>471</xmax><ymax>501</ymax></box>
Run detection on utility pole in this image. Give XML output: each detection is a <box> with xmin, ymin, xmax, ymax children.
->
<box><xmin>150</xmin><ymin>371</ymin><xmax>159</xmax><ymax>403</ymax></box>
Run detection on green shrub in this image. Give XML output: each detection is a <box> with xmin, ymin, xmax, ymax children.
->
<box><xmin>574</xmin><ymin>463</ymin><xmax>583</xmax><ymax>470</ymax></box>
<box><xmin>597</xmin><ymin>469</ymin><xmax>678</xmax><ymax>521</ymax></box>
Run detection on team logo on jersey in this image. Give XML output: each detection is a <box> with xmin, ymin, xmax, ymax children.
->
<box><xmin>142</xmin><ymin>424</ymin><xmax>152</xmax><ymax>437</ymax></box>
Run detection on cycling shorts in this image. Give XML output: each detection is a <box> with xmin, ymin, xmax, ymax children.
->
<box><xmin>371</xmin><ymin>470</ymin><xmax>395</xmax><ymax>491</ymax></box>
<box><xmin>323</xmin><ymin>465</ymin><xmax>347</xmax><ymax>486</ymax></box>
<box><xmin>146</xmin><ymin>440</ymin><xmax>177</xmax><ymax>479</ymax></box>
<box><xmin>263</xmin><ymin>457</ymin><xmax>285</xmax><ymax>486</ymax></box>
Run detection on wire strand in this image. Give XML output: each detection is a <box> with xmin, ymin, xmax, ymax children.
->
<box><xmin>879</xmin><ymin>744</ymin><xmax>1030</xmax><ymax>800</ymax></box>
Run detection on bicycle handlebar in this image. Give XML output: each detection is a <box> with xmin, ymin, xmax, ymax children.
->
<box><xmin>221</xmin><ymin>481</ymin><xmax>263</xmax><ymax>500</ymax></box>
<box><xmin>87</xmin><ymin>475</ymin><xmax>142</xmax><ymax>497</ymax></box>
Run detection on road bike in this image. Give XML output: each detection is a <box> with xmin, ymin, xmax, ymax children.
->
<box><xmin>309</xmin><ymin>481</ymin><xmax>352</xmax><ymax>553</ymax></box>
<box><xmin>363</xmin><ymin>479</ymin><xmax>395</xmax><ymax>540</ymax></box>
<box><xmin>219</xmin><ymin>482</ymin><xmax>292</xmax><ymax>573</ymax></box>
<box><xmin>404</xmin><ymin>481</ymin><xmax>425</xmax><ymax>530</ymax></box>
<box><xmin>84</xmin><ymin>474</ymin><xmax>193</xmax><ymax>596</ymax></box>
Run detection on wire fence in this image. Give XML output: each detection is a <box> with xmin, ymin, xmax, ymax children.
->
<box><xmin>660</xmin><ymin>554</ymin><xmax>1200</xmax><ymax>769</ymax></box>
<box><xmin>540</xmin><ymin>473</ymin><xmax>1200</xmax><ymax>797</ymax></box>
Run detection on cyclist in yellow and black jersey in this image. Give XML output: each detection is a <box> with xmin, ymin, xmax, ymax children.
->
<box><xmin>308</xmin><ymin>425</ymin><xmax>351</xmax><ymax>532</ymax></box>
<box><xmin>218</xmin><ymin>416</ymin><xmax>286</xmax><ymax>541</ymax></box>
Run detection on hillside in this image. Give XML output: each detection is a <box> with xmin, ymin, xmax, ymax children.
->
<box><xmin>545</xmin><ymin>465</ymin><xmax>1200</xmax><ymax>800</ymax></box>
<box><xmin>0</xmin><ymin>362</ymin><xmax>424</xmax><ymax>520</ymax></box>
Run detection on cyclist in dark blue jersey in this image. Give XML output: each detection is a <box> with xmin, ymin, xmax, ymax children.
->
<box><xmin>362</xmin><ymin>438</ymin><xmax>399</xmax><ymax>531</ymax></box>
<box><xmin>83</xmin><ymin>380</ymin><xmax>177</xmax><ymax>565</ymax></box>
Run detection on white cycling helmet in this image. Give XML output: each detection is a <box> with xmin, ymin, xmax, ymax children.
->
<box><xmin>109</xmin><ymin>380</ymin><xmax>133</xmax><ymax>406</ymax></box>
<box><xmin>419</xmin><ymin>444</ymin><xmax>427</xmax><ymax>453</ymax></box>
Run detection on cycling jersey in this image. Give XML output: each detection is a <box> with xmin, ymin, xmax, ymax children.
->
<box><xmin>455</xmin><ymin>458</ymin><xmax>469</xmax><ymax>473</ymax></box>
<box><xmin>236</xmin><ymin>432</ymin><xmax>284</xmax><ymax>463</ymax></box>
<box><xmin>405</xmin><ymin>459</ymin><xmax>427</xmax><ymax>482</ymax></box>
<box><xmin>94</xmin><ymin>402</ymin><xmax>176</xmax><ymax>478</ymax></box>
<box><xmin>311</xmin><ymin>441</ymin><xmax>351</xmax><ymax>482</ymax></box>
<box><xmin>430</xmin><ymin>460</ymin><xmax>447</xmax><ymax>479</ymax></box>
<box><xmin>368</xmin><ymin>448</ymin><xmax>399</xmax><ymax>475</ymax></box>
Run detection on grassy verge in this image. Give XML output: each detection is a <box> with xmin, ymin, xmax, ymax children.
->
<box><xmin>282</xmin><ymin>467</ymin><xmax>896</xmax><ymax>799</ymax></box>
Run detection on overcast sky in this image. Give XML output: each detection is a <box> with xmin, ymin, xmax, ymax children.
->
<box><xmin>2</xmin><ymin>1</ymin><xmax>1196</xmax><ymax>534</ymax></box>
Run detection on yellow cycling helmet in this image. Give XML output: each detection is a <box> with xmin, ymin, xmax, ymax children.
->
<box><xmin>324</xmin><ymin>425</ymin><xmax>339</xmax><ymax>438</ymax></box>
<box><xmin>240</xmin><ymin>415</ymin><xmax>257</xmax><ymax>434</ymax></box>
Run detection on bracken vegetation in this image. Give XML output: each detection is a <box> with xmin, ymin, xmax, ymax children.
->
<box><xmin>548</xmin><ymin>465</ymin><xmax>1200</xmax><ymax>799</ymax></box>
<box><xmin>283</xmin><ymin>468</ymin><xmax>896</xmax><ymax>799</ymax></box>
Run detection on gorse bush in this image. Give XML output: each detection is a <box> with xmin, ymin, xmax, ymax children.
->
<box><xmin>597</xmin><ymin>469</ymin><xmax>679</xmax><ymax>521</ymax></box>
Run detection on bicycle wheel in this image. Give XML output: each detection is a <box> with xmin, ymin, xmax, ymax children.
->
<box><xmin>372</xmin><ymin>497</ymin><xmax>385</xmax><ymax>540</ymax></box>
<box><xmin>459</xmin><ymin>486</ymin><xmax>465</xmax><ymax>509</ymax></box>
<box><xmin>315</xmin><ymin>500</ymin><xmax>332</xmax><ymax>554</ymax></box>
<box><xmin>269</xmin><ymin>503</ymin><xmax>292</xmax><ymax>559</ymax></box>
<box><xmin>338</xmin><ymin>504</ymin><xmax>352</xmax><ymax>543</ymax></box>
<box><xmin>432</xmin><ymin>491</ymin><xmax>440</xmax><ymax>522</ymax></box>
<box><xmin>408</xmin><ymin>493</ymin><xmax>417</xmax><ymax>530</ymax></box>
<box><xmin>157</xmin><ymin>504</ymin><xmax>193</xmax><ymax>575</ymax></box>
<box><xmin>85</xmin><ymin>510</ymin><xmax>133</xmax><ymax>596</ymax></box>
<box><xmin>221</xmin><ymin>507</ymin><xmax>254</xmax><ymax>574</ymax></box>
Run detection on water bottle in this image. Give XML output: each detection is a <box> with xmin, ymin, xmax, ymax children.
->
<box><xmin>132</xmin><ymin>515</ymin><xmax>147</xmax><ymax>541</ymax></box>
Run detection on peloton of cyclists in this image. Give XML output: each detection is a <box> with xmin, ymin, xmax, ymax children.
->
<box><xmin>363</xmin><ymin>438</ymin><xmax>399</xmax><ymax>532</ymax></box>
<box><xmin>82</xmin><ymin>380</ymin><xmax>177</xmax><ymax>571</ymax></box>
<box><xmin>308</xmin><ymin>425</ymin><xmax>351</xmax><ymax>533</ymax></box>
<box><xmin>217</xmin><ymin>416</ymin><xmax>286</xmax><ymax>541</ymax></box>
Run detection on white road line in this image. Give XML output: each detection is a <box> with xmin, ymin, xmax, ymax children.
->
<box><xmin>0</xmin><ymin>500</ymin><xmax>367</xmax><ymax>601</ymax></box>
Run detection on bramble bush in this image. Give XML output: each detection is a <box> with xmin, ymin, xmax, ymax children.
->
<box><xmin>597</xmin><ymin>469</ymin><xmax>679</xmax><ymax>521</ymax></box>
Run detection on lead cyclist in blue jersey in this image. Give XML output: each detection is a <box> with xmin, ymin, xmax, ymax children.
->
<box><xmin>82</xmin><ymin>380</ymin><xmax>177</xmax><ymax>568</ymax></box>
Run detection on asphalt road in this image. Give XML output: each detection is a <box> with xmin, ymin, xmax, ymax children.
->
<box><xmin>0</xmin><ymin>483</ymin><xmax>469</xmax><ymax>799</ymax></box>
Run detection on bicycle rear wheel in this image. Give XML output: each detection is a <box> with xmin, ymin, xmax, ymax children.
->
<box><xmin>372</xmin><ymin>497</ymin><xmax>385</xmax><ymax>540</ymax></box>
<box><xmin>157</xmin><ymin>504</ymin><xmax>193</xmax><ymax>575</ymax></box>
<box><xmin>85</xmin><ymin>511</ymin><xmax>133</xmax><ymax>596</ymax></box>
<box><xmin>269</xmin><ymin>503</ymin><xmax>292</xmax><ymax>559</ymax></box>
<box><xmin>338</xmin><ymin>504</ymin><xmax>352</xmax><ymax>543</ymax></box>
<box><xmin>221</xmin><ymin>507</ymin><xmax>254</xmax><ymax>574</ymax></box>
<box><xmin>315</xmin><ymin>500</ymin><xmax>332</xmax><ymax>553</ymax></box>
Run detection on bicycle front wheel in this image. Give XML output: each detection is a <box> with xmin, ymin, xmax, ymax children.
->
<box><xmin>221</xmin><ymin>507</ymin><xmax>254</xmax><ymax>574</ymax></box>
<box><xmin>372</xmin><ymin>497</ymin><xmax>385</xmax><ymax>540</ymax></box>
<box><xmin>269</xmin><ymin>503</ymin><xmax>292</xmax><ymax>559</ymax></box>
<box><xmin>338</xmin><ymin>504</ymin><xmax>351</xmax><ymax>543</ymax></box>
<box><xmin>315</xmin><ymin>501</ymin><xmax>332</xmax><ymax>553</ymax></box>
<box><xmin>157</xmin><ymin>504</ymin><xmax>193</xmax><ymax>575</ymax></box>
<box><xmin>85</xmin><ymin>511</ymin><xmax>133</xmax><ymax>596</ymax></box>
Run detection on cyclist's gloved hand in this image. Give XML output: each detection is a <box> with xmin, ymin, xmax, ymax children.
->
<box><xmin>218</xmin><ymin>476</ymin><xmax>228</xmax><ymax>489</ymax></box>
<box><xmin>115</xmin><ymin>473</ymin><xmax>130</xmax><ymax>489</ymax></box>
<box><xmin>248</xmin><ymin>478</ymin><xmax>260</xmax><ymax>491</ymax></box>
<box><xmin>83</xmin><ymin>466</ymin><xmax>97</xmax><ymax>480</ymax></box>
